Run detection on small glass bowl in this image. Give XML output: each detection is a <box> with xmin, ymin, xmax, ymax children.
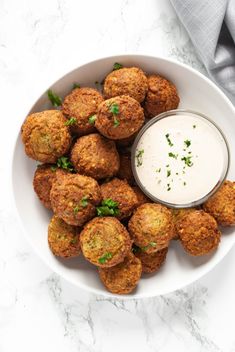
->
<box><xmin>131</xmin><ymin>109</ymin><xmax>230</xmax><ymax>209</ymax></box>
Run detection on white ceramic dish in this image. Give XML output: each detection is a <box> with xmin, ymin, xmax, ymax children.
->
<box><xmin>12</xmin><ymin>55</ymin><xmax>235</xmax><ymax>299</ymax></box>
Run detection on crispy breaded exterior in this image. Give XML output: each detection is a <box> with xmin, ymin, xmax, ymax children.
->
<box><xmin>103</xmin><ymin>67</ymin><xmax>148</xmax><ymax>103</ymax></box>
<box><xmin>116</xmin><ymin>132</ymin><xmax>137</xmax><ymax>147</ymax></box>
<box><xmin>80</xmin><ymin>217</ymin><xmax>132</xmax><ymax>268</ymax></box>
<box><xmin>71</xmin><ymin>133</ymin><xmax>120</xmax><ymax>179</ymax></box>
<box><xmin>134</xmin><ymin>247</ymin><xmax>168</xmax><ymax>273</ymax></box>
<box><xmin>144</xmin><ymin>75</ymin><xmax>180</xmax><ymax>118</ymax></box>
<box><xmin>101</xmin><ymin>178</ymin><xmax>138</xmax><ymax>219</ymax></box>
<box><xmin>117</xmin><ymin>151</ymin><xmax>134</xmax><ymax>184</ymax></box>
<box><xmin>21</xmin><ymin>110</ymin><xmax>72</xmax><ymax>163</ymax></box>
<box><xmin>98</xmin><ymin>252</ymin><xmax>142</xmax><ymax>294</ymax></box>
<box><xmin>132</xmin><ymin>186</ymin><xmax>151</xmax><ymax>207</ymax></box>
<box><xmin>171</xmin><ymin>208</ymin><xmax>197</xmax><ymax>240</ymax></box>
<box><xmin>33</xmin><ymin>164</ymin><xmax>57</xmax><ymax>209</ymax></box>
<box><xmin>128</xmin><ymin>203</ymin><xmax>174</xmax><ymax>254</ymax></box>
<box><xmin>50</xmin><ymin>173</ymin><xmax>101</xmax><ymax>226</ymax></box>
<box><xmin>48</xmin><ymin>215</ymin><xmax>81</xmax><ymax>258</ymax></box>
<box><xmin>177</xmin><ymin>210</ymin><xmax>221</xmax><ymax>256</ymax></box>
<box><xmin>95</xmin><ymin>95</ymin><xmax>144</xmax><ymax>140</ymax></box>
<box><xmin>62</xmin><ymin>87</ymin><xmax>104</xmax><ymax>136</ymax></box>
<box><xmin>203</xmin><ymin>181</ymin><xmax>235</xmax><ymax>226</ymax></box>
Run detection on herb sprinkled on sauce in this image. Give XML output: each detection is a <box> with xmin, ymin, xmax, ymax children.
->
<box><xmin>168</xmin><ymin>152</ymin><xmax>178</xmax><ymax>159</ymax></box>
<box><xmin>184</xmin><ymin>139</ymin><xmax>191</xmax><ymax>148</ymax></box>
<box><xmin>136</xmin><ymin>149</ymin><xmax>144</xmax><ymax>167</ymax></box>
<box><xmin>181</xmin><ymin>155</ymin><xmax>193</xmax><ymax>167</ymax></box>
<box><xmin>165</xmin><ymin>133</ymin><xmax>174</xmax><ymax>147</ymax></box>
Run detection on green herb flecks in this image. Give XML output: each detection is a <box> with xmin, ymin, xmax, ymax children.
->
<box><xmin>193</xmin><ymin>125</ymin><xmax>196</xmax><ymax>129</ymax></box>
<box><xmin>181</xmin><ymin>156</ymin><xmax>193</xmax><ymax>167</ymax></box>
<box><xmin>184</xmin><ymin>139</ymin><xmax>191</xmax><ymax>148</ymax></box>
<box><xmin>141</xmin><ymin>242</ymin><xmax>157</xmax><ymax>252</ymax></box>
<box><xmin>81</xmin><ymin>196</ymin><xmax>88</xmax><ymax>208</ymax></box>
<box><xmin>168</xmin><ymin>152</ymin><xmax>178</xmax><ymax>159</ymax></box>
<box><xmin>156</xmin><ymin>168</ymin><xmax>161</xmax><ymax>173</ymax></box>
<box><xmin>47</xmin><ymin>89</ymin><xmax>62</xmax><ymax>107</ymax></box>
<box><xmin>57</xmin><ymin>156</ymin><xmax>74</xmax><ymax>172</ymax></box>
<box><xmin>165</xmin><ymin>133</ymin><xmax>174</xmax><ymax>147</ymax></box>
<box><xmin>73</xmin><ymin>206</ymin><xmax>80</xmax><ymax>214</ymax></box>
<box><xmin>167</xmin><ymin>170</ymin><xmax>171</xmax><ymax>177</ymax></box>
<box><xmin>109</xmin><ymin>103</ymin><xmax>119</xmax><ymax>115</ymax></box>
<box><xmin>167</xmin><ymin>183</ymin><xmax>171</xmax><ymax>191</ymax></box>
<box><xmin>98</xmin><ymin>252</ymin><xmax>113</xmax><ymax>264</ymax></box>
<box><xmin>113</xmin><ymin>116</ymin><xmax>120</xmax><ymax>127</ymax></box>
<box><xmin>113</xmin><ymin>62</ymin><xmax>123</xmax><ymax>71</ymax></box>
<box><xmin>73</xmin><ymin>83</ymin><xmax>81</xmax><ymax>89</ymax></box>
<box><xmin>96</xmin><ymin>198</ymin><xmax>120</xmax><ymax>217</ymax></box>
<box><xmin>88</xmin><ymin>114</ymin><xmax>97</xmax><ymax>124</ymax></box>
<box><xmin>50</xmin><ymin>165</ymin><xmax>57</xmax><ymax>172</ymax></box>
<box><xmin>65</xmin><ymin>117</ymin><xmax>77</xmax><ymax>126</ymax></box>
<box><xmin>136</xmin><ymin>149</ymin><xmax>144</xmax><ymax>167</ymax></box>
<box><xmin>183</xmin><ymin>181</ymin><xmax>187</xmax><ymax>186</ymax></box>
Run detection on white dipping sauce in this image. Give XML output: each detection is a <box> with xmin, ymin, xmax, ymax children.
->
<box><xmin>134</xmin><ymin>113</ymin><xmax>229</xmax><ymax>206</ymax></box>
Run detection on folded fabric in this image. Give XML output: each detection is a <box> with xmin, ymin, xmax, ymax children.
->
<box><xmin>170</xmin><ymin>0</ymin><xmax>235</xmax><ymax>104</ymax></box>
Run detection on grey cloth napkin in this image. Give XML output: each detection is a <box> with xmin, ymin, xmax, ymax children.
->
<box><xmin>170</xmin><ymin>0</ymin><xmax>235</xmax><ymax>103</ymax></box>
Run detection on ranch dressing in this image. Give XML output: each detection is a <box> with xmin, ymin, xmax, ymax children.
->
<box><xmin>133</xmin><ymin>112</ymin><xmax>229</xmax><ymax>206</ymax></box>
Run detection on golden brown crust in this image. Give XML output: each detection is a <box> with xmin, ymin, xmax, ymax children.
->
<box><xmin>21</xmin><ymin>110</ymin><xmax>72</xmax><ymax>163</ymax></box>
<box><xmin>117</xmin><ymin>151</ymin><xmax>134</xmax><ymax>184</ymax></box>
<box><xmin>62</xmin><ymin>87</ymin><xmax>104</xmax><ymax>136</ymax></box>
<box><xmin>144</xmin><ymin>75</ymin><xmax>180</xmax><ymax>118</ymax></box>
<box><xmin>203</xmin><ymin>181</ymin><xmax>235</xmax><ymax>226</ymax></box>
<box><xmin>80</xmin><ymin>217</ymin><xmax>132</xmax><ymax>268</ymax></box>
<box><xmin>98</xmin><ymin>252</ymin><xmax>142</xmax><ymax>294</ymax></box>
<box><xmin>132</xmin><ymin>186</ymin><xmax>151</xmax><ymax>207</ymax></box>
<box><xmin>50</xmin><ymin>173</ymin><xmax>101</xmax><ymax>226</ymax></box>
<box><xmin>33</xmin><ymin>164</ymin><xmax>57</xmax><ymax>209</ymax></box>
<box><xmin>71</xmin><ymin>133</ymin><xmax>120</xmax><ymax>179</ymax></box>
<box><xmin>134</xmin><ymin>247</ymin><xmax>168</xmax><ymax>273</ymax></box>
<box><xmin>95</xmin><ymin>95</ymin><xmax>144</xmax><ymax>140</ymax></box>
<box><xmin>177</xmin><ymin>210</ymin><xmax>221</xmax><ymax>256</ymax></box>
<box><xmin>103</xmin><ymin>67</ymin><xmax>148</xmax><ymax>103</ymax></box>
<box><xmin>48</xmin><ymin>215</ymin><xmax>81</xmax><ymax>258</ymax></box>
<box><xmin>171</xmin><ymin>207</ymin><xmax>197</xmax><ymax>240</ymax></box>
<box><xmin>128</xmin><ymin>203</ymin><xmax>174</xmax><ymax>254</ymax></box>
<box><xmin>101</xmin><ymin>178</ymin><xmax>138</xmax><ymax>219</ymax></box>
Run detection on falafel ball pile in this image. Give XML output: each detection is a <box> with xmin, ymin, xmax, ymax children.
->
<box><xmin>21</xmin><ymin>62</ymin><xmax>234</xmax><ymax>295</ymax></box>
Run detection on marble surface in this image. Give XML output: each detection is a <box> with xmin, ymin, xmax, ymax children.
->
<box><xmin>1</xmin><ymin>0</ymin><xmax>235</xmax><ymax>351</ymax></box>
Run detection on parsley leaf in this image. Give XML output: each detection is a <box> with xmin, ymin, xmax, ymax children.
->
<box><xmin>113</xmin><ymin>62</ymin><xmax>123</xmax><ymax>71</ymax></box>
<box><xmin>165</xmin><ymin>133</ymin><xmax>174</xmax><ymax>147</ymax></box>
<box><xmin>73</xmin><ymin>83</ymin><xmax>81</xmax><ymax>89</ymax></box>
<box><xmin>47</xmin><ymin>89</ymin><xmax>62</xmax><ymax>107</ymax></box>
<box><xmin>98</xmin><ymin>252</ymin><xmax>113</xmax><ymax>264</ymax></box>
<box><xmin>184</xmin><ymin>140</ymin><xmax>191</xmax><ymax>148</ymax></box>
<box><xmin>88</xmin><ymin>114</ymin><xmax>97</xmax><ymax>124</ymax></box>
<box><xmin>56</xmin><ymin>157</ymin><xmax>74</xmax><ymax>172</ymax></box>
<box><xmin>181</xmin><ymin>156</ymin><xmax>193</xmax><ymax>167</ymax></box>
<box><xmin>73</xmin><ymin>206</ymin><xmax>80</xmax><ymax>214</ymax></box>
<box><xmin>113</xmin><ymin>117</ymin><xmax>120</xmax><ymax>127</ymax></box>
<box><xmin>136</xmin><ymin>149</ymin><xmax>144</xmax><ymax>167</ymax></box>
<box><xmin>168</xmin><ymin>152</ymin><xmax>178</xmax><ymax>159</ymax></box>
<box><xmin>96</xmin><ymin>199</ymin><xmax>119</xmax><ymax>217</ymax></box>
<box><xmin>65</xmin><ymin>117</ymin><xmax>77</xmax><ymax>126</ymax></box>
<box><xmin>109</xmin><ymin>103</ymin><xmax>119</xmax><ymax>115</ymax></box>
<box><xmin>81</xmin><ymin>196</ymin><xmax>88</xmax><ymax>208</ymax></box>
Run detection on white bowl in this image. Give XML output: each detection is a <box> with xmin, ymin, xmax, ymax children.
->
<box><xmin>12</xmin><ymin>55</ymin><xmax>235</xmax><ymax>299</ymax></box>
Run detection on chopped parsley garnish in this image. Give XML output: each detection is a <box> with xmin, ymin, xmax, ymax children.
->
<box><xmin>113</xmin><ymin>62</ymin><xmax>123</xmax><ymax>71</ymax></box>
<box><xmin>47</xmin><ymin>89</ymin><xmax>62</xmax><ymax>107</ymax></box>
<box><xmin>181</xmin><ymin>156</ymin><xmax>193</xmax><ymax>167</ymax></box>
<box><xmin>167</xmin><ymin>170</ymin><xmax>171</xmax><ymax>177</ymax></box>
<box><xmin>168</xmin><ymin>152</ymin><xmax>178</xmax><ymax>159</ymax></box>
<box><xmin>156</xmin><ymin>168</ymin><xmax>161</xmax><ymax>173</ymax></box>
<box><xmin>183</xmin><ymin>181</ymin><xmax>186</xmax><ymax>186</ymax></box>
<box><xmin>88</xmin><ymin>114</ymin><xmax>97</xmax><ymax>124</ymax></box>
<box><xmin>73</xmin><ymin>83</ymin><xmax>81</xmax><ymax>89</ymax></box>
<box><xmin>141</xmin><ymin>242</ymin><xmax>157</xmax><ymax>251</ymax></box>
<box><xmin>98</xmin><ymin>252</ymin><xmax>113</xmax><ymax>264</ymax></box>
<box><xmin>167</xmin><ymin>183</ymin><xmax>171</xmax><ymax>191</ymax></box>
<box><xmin>184</xmin><ymin>139</ymin><xmax>191</xmax><ymax>148</ymax></box>
<box><xmin>165</xmin><ymin>133</ymin><xmax>174</xmax><ymax>147</ymax></box>
<box><xmin>57</xmin><ymin>156</ymin><xmax>74</xmax><ymax>172</ymax></box>
<box><xmin>81</xmin><ymin>196</ymin><xmax>88</xmax><ymax>208</ymax></box>
<box><xmin>113</xmin><ymin>117</ymin><xmax>120</xmax><ymax>127</ymax></box>
<box><xmin>109</xmin><ymin>103</ymin><xmax>119</xmax><ymax>115</ymax></box>
<box><xmin>176</xmin><ymin>172</ymin><xmax>179</xmax><ymax>175</ymax></box>
<box><xmin>65</xmin><ymin>117</ymin><xmax>77</xmax><ymax>126</ymax></box>
<box><xmin>193</xmin><ymin>125</ymin><xmax>196</xmax><ymax>129</ymax></box>
<box><xmin>73</xmin><ymin>206</ymin><xmax>80</xmax><ymax>214</ymax></box>
<box><xmin>50</xmin><ymin>165</ymin><xmax>57</xmax><ymax>172</ymax></box>
<box><xmin>136</xmin><ymin>149</ymin><xmax>144</xmax><ymax>167</ymax></box>
<box><xmin>96</xmin><ymin>199</ymin><xmax>119</xmax><ymax>217</ymax></box>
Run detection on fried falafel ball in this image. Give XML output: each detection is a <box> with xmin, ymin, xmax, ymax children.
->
<box><xmin>21</xmin><ymin>110</ymin><xmax>72</xmax><ymax>163</ymax></box>
<box><xmin>103</xmin><ymin>67</ymin><xmax>148</xmax><ymax>103</ymax></box>
<box><xmin>80</xmin><ymin>217</ymin><xmax>132</xmax><ymax>268</ymax></box>
<box><xmin>100</xmin><ymin>178</ymin><xmax>138</xmax><ymax>219</ymax></box>
<box><xmin>144</xmin><ymin>75</ymin><xmax>180</xmax><ymax>118</ymax></box>
<box><xmin>117</xmin><ymin>151</ymin><xmax>134</xmax><ymax>184</ymax></box>
<box><xmin>128</xmin><ymin>203</ymin><xmax>174</xmax><ymax>254</ymax></box>
<box><xmin>98</xmin><ymin>252</ymin><xmax>142</xmax><ymax>294</ymax></box>
<box><xmin>132</xmin><ymin>186</ymin><xmax>151</xmax><ymax>207</ymax></box>
<box><xmin>62</xmin><ymin>87</ymin><xmax>104</xmax><ymax>136</ymax></box>
<box><xmin>134</xmin><ymin>246</ymin><xmax>168</xmax><ymax>274</ymax></box>
<box><xmin>172</xmin><ymin>208</ymin><xmax>197</xmax><ymax>240</ymax></box>
<box><xmin>50</xmin><ymin>173</ymin><xmax>101</xmax><ymax>226</ymax></box>
<box><xmin>33</xmin><ymin>164</ymin><xmax>57</xmax><ymax>209</ymax></box>
<box><xmin>177</xmin><ymin>210</ymin><xmax>221</xmax><ymax>256</ymax></box>
<box><xmin>48</xmin><ymin>215</ymin><xmax>81</xmax><ymax>258</ymax></box>
<box><xmin>95</xmin><ymin>95</ymin><xmax>144</xmax><ymax>140</ymax></box>
<box><xmin>71</xmin><ymin>133</ymin><xmax>120</xmax><ymax>180</ymax></box>
<box><xmin>203</xmin><ymin>181</ymin><xmax>235</xmax><ymax>226</ymax></box>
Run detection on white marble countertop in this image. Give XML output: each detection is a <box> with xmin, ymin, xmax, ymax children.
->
<box><xmin>1</xmin><ymin>0</ymin><xmax>235</xmax><ymax>351</ymax></box>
